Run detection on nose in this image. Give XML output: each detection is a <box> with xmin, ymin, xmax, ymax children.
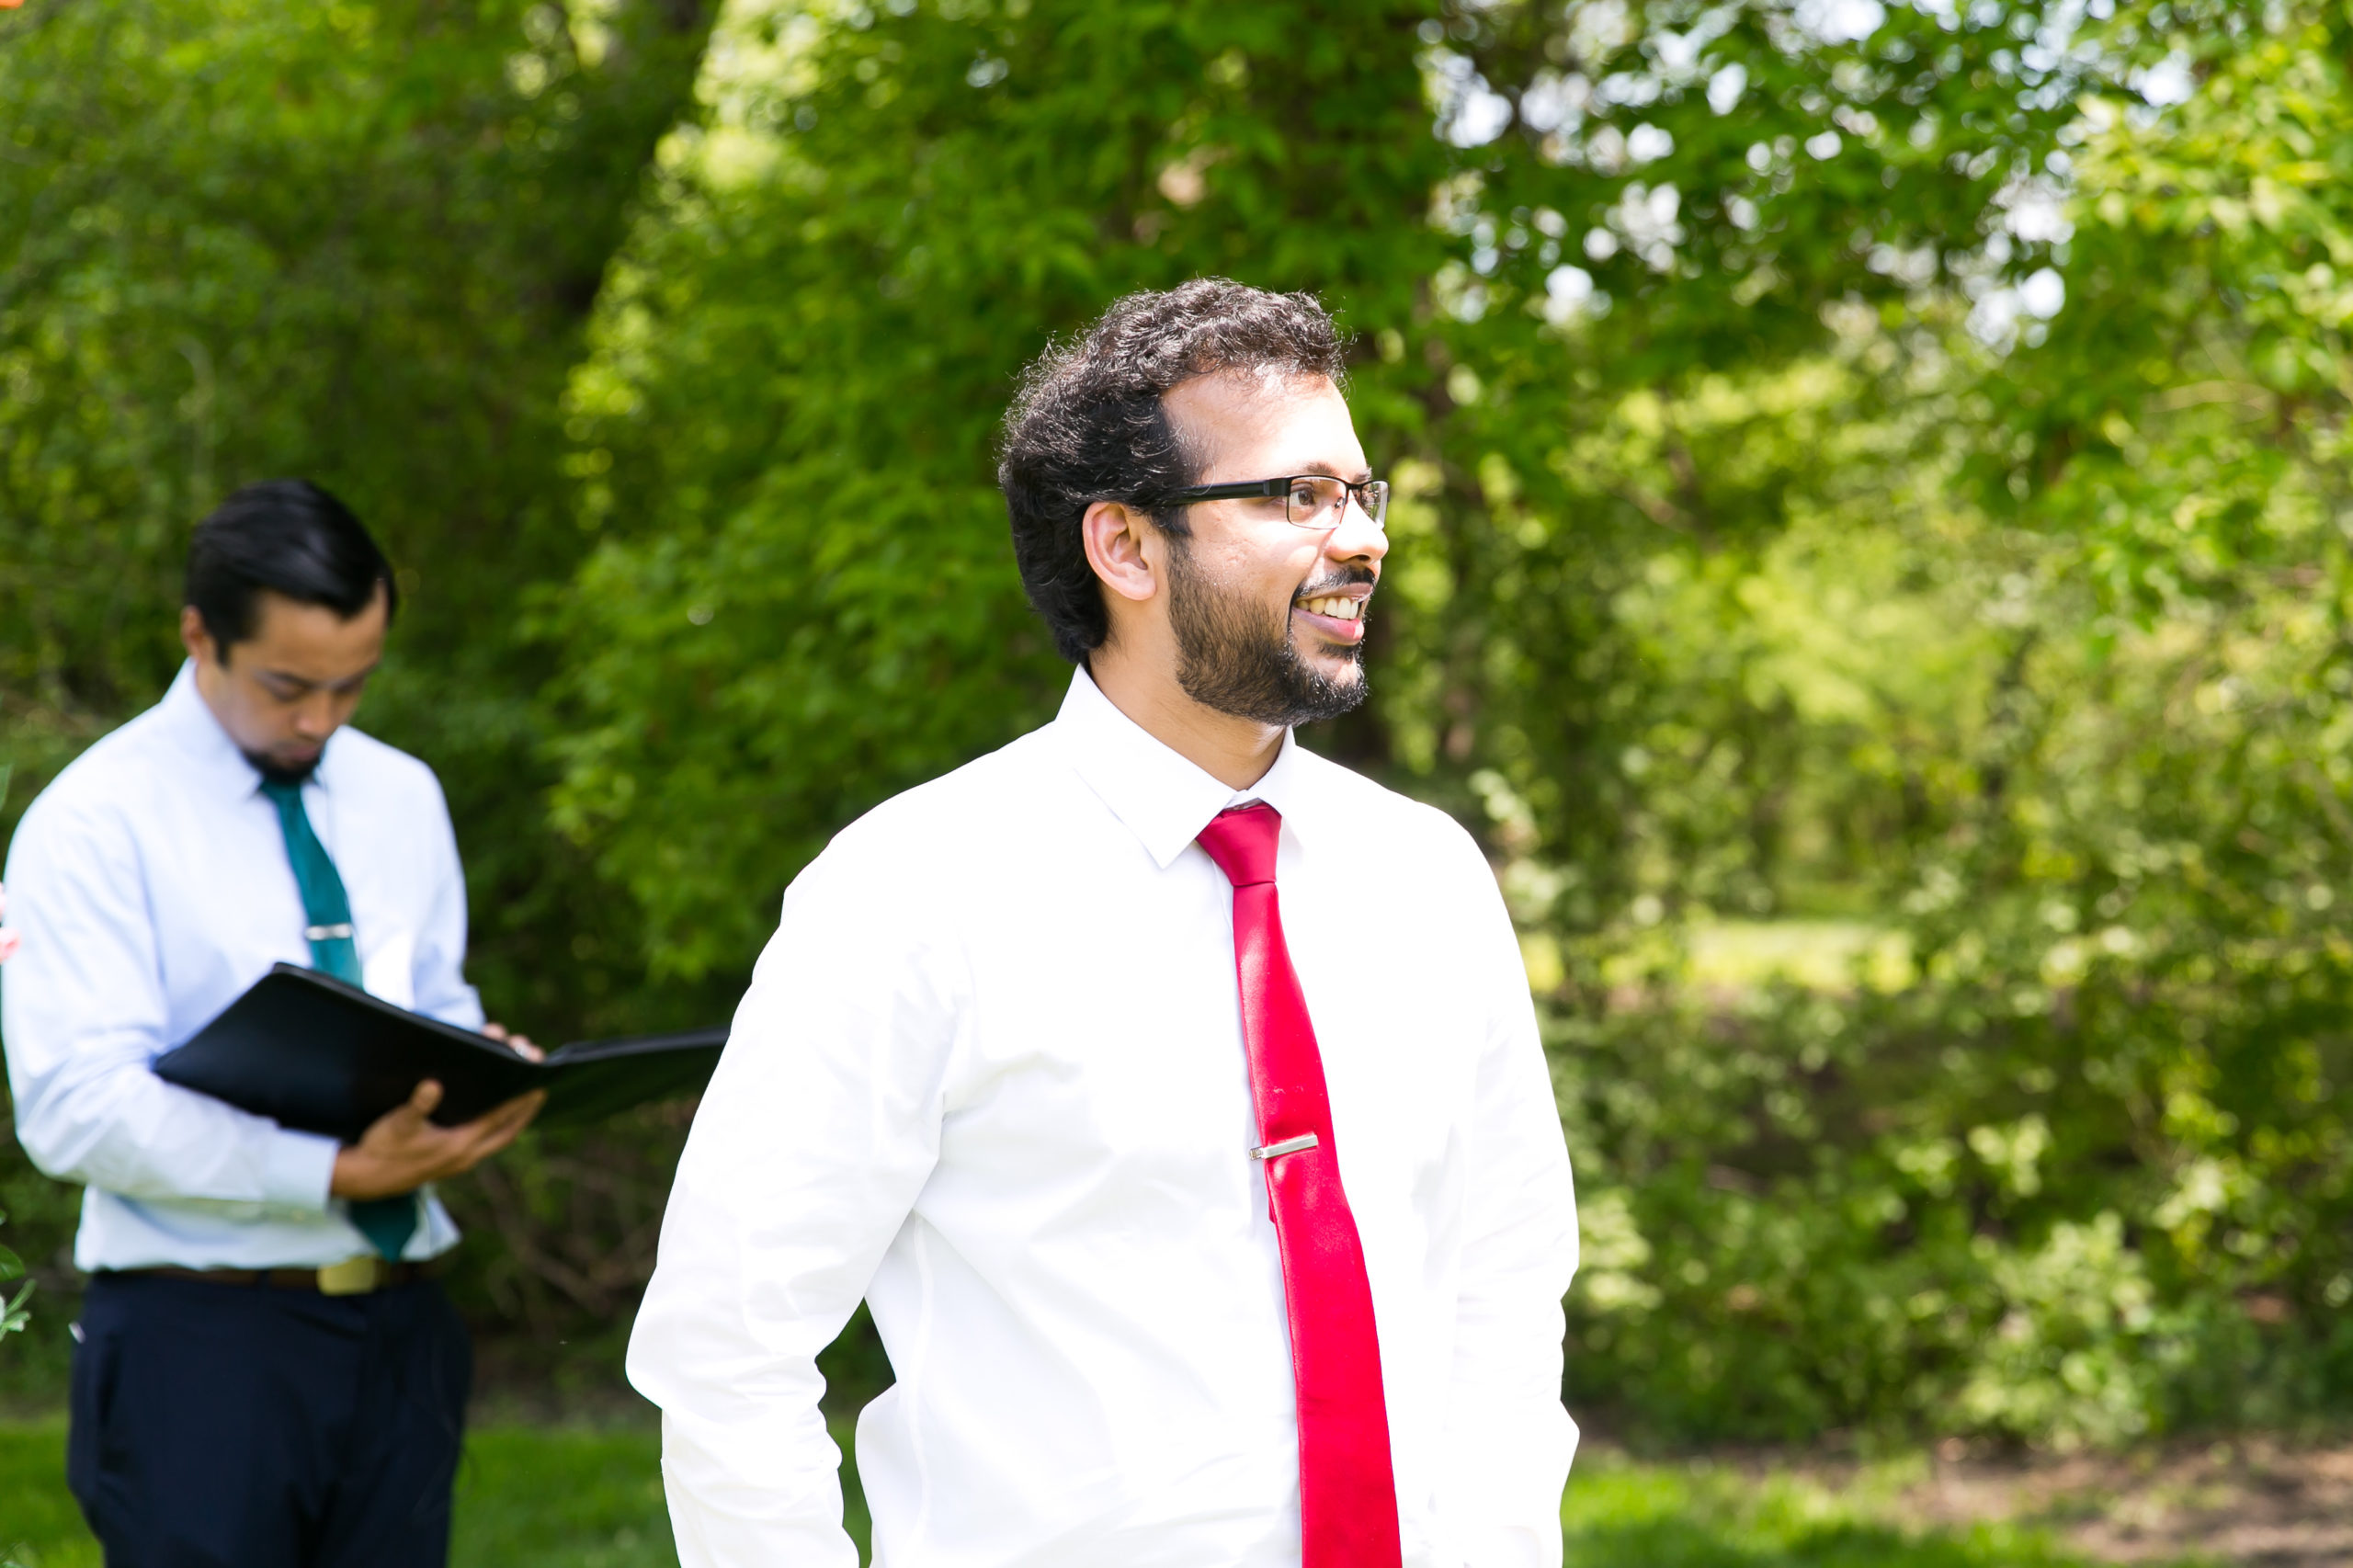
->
<box><xmin>292</xmin><ymin>693</ymin><xmax>338</xmax><ymax>739</ymax></box>
<box><xmin>1326</xmin><ymin>493</ymin><xmax>1389</xmax><ymax>564</ymax></box>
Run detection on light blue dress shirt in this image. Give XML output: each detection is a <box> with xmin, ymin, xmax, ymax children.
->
<box><xmin>2</xmin><ymin>662</ymin><xmax>483</xmax><ymax>1270</ymax></box>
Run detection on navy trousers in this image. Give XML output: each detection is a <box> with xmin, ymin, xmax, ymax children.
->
<box><xmin>68</xmin><ymin>1271</ymin><xmax>472</xmax><ymax>1568</ymax></box>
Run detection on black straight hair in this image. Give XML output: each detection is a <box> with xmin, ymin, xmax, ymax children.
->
<box><xmin>184</xmin><ymin>480</ymin><xmax>398</xmax><ymax>656</ymax></box>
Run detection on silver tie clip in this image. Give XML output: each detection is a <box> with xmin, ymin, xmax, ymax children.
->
<box><xmin>304</xmin><ymin>923</ymin><xmax>355</xmax><ymax>942</ymax></box>
<box><xmin>1251</xmin><ymin>1132</ymin><xmax>1319</xmax><ymax>1161</ymax></box>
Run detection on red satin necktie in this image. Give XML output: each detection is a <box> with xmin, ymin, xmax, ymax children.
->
<box><xmin>1197</xmin><ymin>801</ymin><xmax>1403</xmax><ymax>1568</ymax></box>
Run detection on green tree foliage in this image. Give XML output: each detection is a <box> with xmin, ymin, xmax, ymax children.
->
<box><xmin>9</xmin><ymin>0</ymin><xmax>2353</xmax><ymax>1446</ymax></box>
<box><xmin>0</xmin><ymin>1210</ymin><xmax>30</xmax><ymax>1348</ymax></box>
<box><xmin>542</xmin><ymin>0</ymin><xmax>1453</xmax><ymax>977</ymax></box>
<box><xmin>1455</xmin><ymin>0</ymin><xmax>2353</xmax><ymax>1441</ymax></box>
<box><xmin>0</xmin><ymin>0</ymin><xmax>714</xmax><ymax>1020</ymax></box>
<box><xmin>549</xmin><ymin>0</ymin><xmax>2353</xmax><ymax>1443</ymax></box>
<box><xmin>546</xmin><ymin>0</ymin><xmax>2105</xmax><ymax>967</ymax></box>
<box><xmin>0</xmin><ymin>0</ymin><xmax>715</xmax><ymax>1377</ymax></box>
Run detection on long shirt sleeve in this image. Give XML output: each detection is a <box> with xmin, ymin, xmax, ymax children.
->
<box><xmin>1438</xmin><ymin>858</ymin><xmax>1580</xmax><ymax>1567</ymax></box>
<box><xmin>6</xmin><ymin>791</ymin><xmax>339</xmax><ymax>1211</ymax></box>
<box><xmin>629</xmin><ymin>842</ymin><xmax>961</xmax><ymax>1567</ymax></box>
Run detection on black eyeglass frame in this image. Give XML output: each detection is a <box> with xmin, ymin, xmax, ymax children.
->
<box><xmin>1148</xmin><ymin>474</ymin><xmax>1390</xmax><ymax>529</ymax></box>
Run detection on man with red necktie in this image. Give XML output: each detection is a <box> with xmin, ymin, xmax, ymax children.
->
<box><xmin>630</xmin><ymin>279</ymin><xmax>1580</xmax><ymax>1567</ymax></box>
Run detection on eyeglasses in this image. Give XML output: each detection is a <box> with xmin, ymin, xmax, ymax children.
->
<box><xmin>1154</xmin><ymin>474</ymin><xmax>1390</xmax><ymax>530</ymax></box>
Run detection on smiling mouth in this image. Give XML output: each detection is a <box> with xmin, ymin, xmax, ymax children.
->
<box><xmin>1294</xmin><ymin>593</ymin><xmax>1367</xmax><ymax>621</ymax></box>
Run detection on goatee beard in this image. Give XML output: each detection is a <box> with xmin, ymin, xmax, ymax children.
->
<box><xmin>1165</xmin><ymin>538</ymin><xmax>1370</xmax><ymax>728</ymax></box>
<box><xmin>244</xmin><ymin>750</ymin><xmax>319</xmax><ymax>787</ymax></box>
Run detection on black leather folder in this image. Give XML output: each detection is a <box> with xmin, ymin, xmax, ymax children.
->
<box><xmin>152</xmin><ymin>964</ymin><xmax>726</xmax><ymax>1144</ymax></box>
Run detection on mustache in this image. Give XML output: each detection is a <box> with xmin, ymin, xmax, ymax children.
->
<box><xmin>1290</xmin><ymin>564</ymin><xmax>1378</xmax><ymax>602</ymax></box>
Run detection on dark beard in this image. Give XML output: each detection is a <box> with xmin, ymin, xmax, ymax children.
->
<box><xmin>244</xmin><ymin>749</ymin><xmax>319</xmax><ymax>787</ymax></box>
<box><xmin>1165</xmin><ymin>538</ymin><xmax>1370</xmax><ymax>727</ymax></box>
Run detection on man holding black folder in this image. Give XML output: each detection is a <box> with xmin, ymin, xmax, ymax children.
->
<box><xmin>2</xmin><ymin>480</ymin><xmax>543</xmax><ymax>1568</ymax></box>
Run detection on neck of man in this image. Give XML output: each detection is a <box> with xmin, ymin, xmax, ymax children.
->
<box><xmin>1086</xmin><ymin>629</ymin><xmax>1284</xmax><ymax>794</ymax></box>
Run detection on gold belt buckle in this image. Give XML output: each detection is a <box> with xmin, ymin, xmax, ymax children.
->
<box><xmin>317</xmin><ymin>1256</ymin><xmax>381</xmax><ymax>1296</ymax></box>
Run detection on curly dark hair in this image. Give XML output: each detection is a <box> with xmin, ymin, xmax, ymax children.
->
<box><xmin>997</xmin><ymin>278</ymin><xmax>1347</xmax><ymax>664</ymax></box>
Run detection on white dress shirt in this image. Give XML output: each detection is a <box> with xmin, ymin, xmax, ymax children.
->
<box><xmin>2</xmin><ymin>661</ymin><xmax>483</xmax><ymax>1270</ymax></box>
<box><xmin>629</xmin><ymin>668</ymin><xmax>1577</xmax><ymax>1568</ymax></box>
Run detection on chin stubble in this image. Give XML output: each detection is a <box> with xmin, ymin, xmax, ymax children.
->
<box><xmin>242</xmin><ymin>749</ymin><xmax>319</xmax><ymax>787</ymax></box>
<box><xmin>1165</xmin><ymin>537</ymin><xmax>1370</xmax><ymax>728</ymax></box>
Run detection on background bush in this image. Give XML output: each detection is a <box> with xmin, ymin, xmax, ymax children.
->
<box><xmin>7</xmin><ymin>0</ymin><xmax>2353</xmax><ymax>1446</ymax></box>
<box><xmin>0</xmin><ymin>0</ymin><xmax>721</xmax><ymax>1394</ymax></box>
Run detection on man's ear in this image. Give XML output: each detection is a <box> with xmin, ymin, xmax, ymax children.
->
<box><xmin>1081</xmin><ymin>500</ymin><xmax>1162</xmax><ymax>607</ymax></box>
<box><xmin>179</xmin><ymin>605</ymin><xmax>222</xmax><ymax>668</ymax></box>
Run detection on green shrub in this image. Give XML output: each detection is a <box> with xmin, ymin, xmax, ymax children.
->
<box><xmin>11</xmin><ymin>0</ymin><xmax>2353</xmax><ymax>1452</ymax></box>
<box><xmin>0</xmin><ymin>1211</ymin><xmax>30</xmax><ymax>1348</ymax></box>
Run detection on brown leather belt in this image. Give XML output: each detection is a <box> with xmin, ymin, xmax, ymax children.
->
<box><xmin>114</xmin><ymin>1256</ymin><xmax>444</xmax><ymax>1297</ymax></box>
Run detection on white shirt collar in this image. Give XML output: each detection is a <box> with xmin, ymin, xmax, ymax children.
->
<box><xmin>1052</xmin><ymin>666</ymin><xmax>1320</xmax><ymax>869</ymax></box>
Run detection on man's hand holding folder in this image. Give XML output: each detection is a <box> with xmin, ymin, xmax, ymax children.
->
<box><xmin>329</xmin><ymin>1076</ymin><xmax>547</xmax><ymax>1201</ymax></box>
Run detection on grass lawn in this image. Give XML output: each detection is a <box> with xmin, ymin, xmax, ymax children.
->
<box><xmin>1</xmin><ymin>1418</ymin><xmax>2190</xmax><ymax>1567</ymax></box>
<box><xmin>1557</xmin><ymin>1449</ymin><xmax>2196</xmax><ymax>1567</ymax></box>
<box><xmin>0</xmin><ymin>1416</ymin><xmax>866</xmax><ymax>1568</ymax></box>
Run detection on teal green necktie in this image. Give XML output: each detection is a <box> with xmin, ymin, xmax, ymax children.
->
<box><xmin>259</xmin><ymin>778</ymin><xmax>418</xmax><ymax>1262</ymax></box>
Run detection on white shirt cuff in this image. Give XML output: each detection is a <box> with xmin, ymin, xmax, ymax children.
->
<box><xmin>262</xmin><ymin>1128</ymin><xmax>343</xmax><ymax>1211</ymax></box>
